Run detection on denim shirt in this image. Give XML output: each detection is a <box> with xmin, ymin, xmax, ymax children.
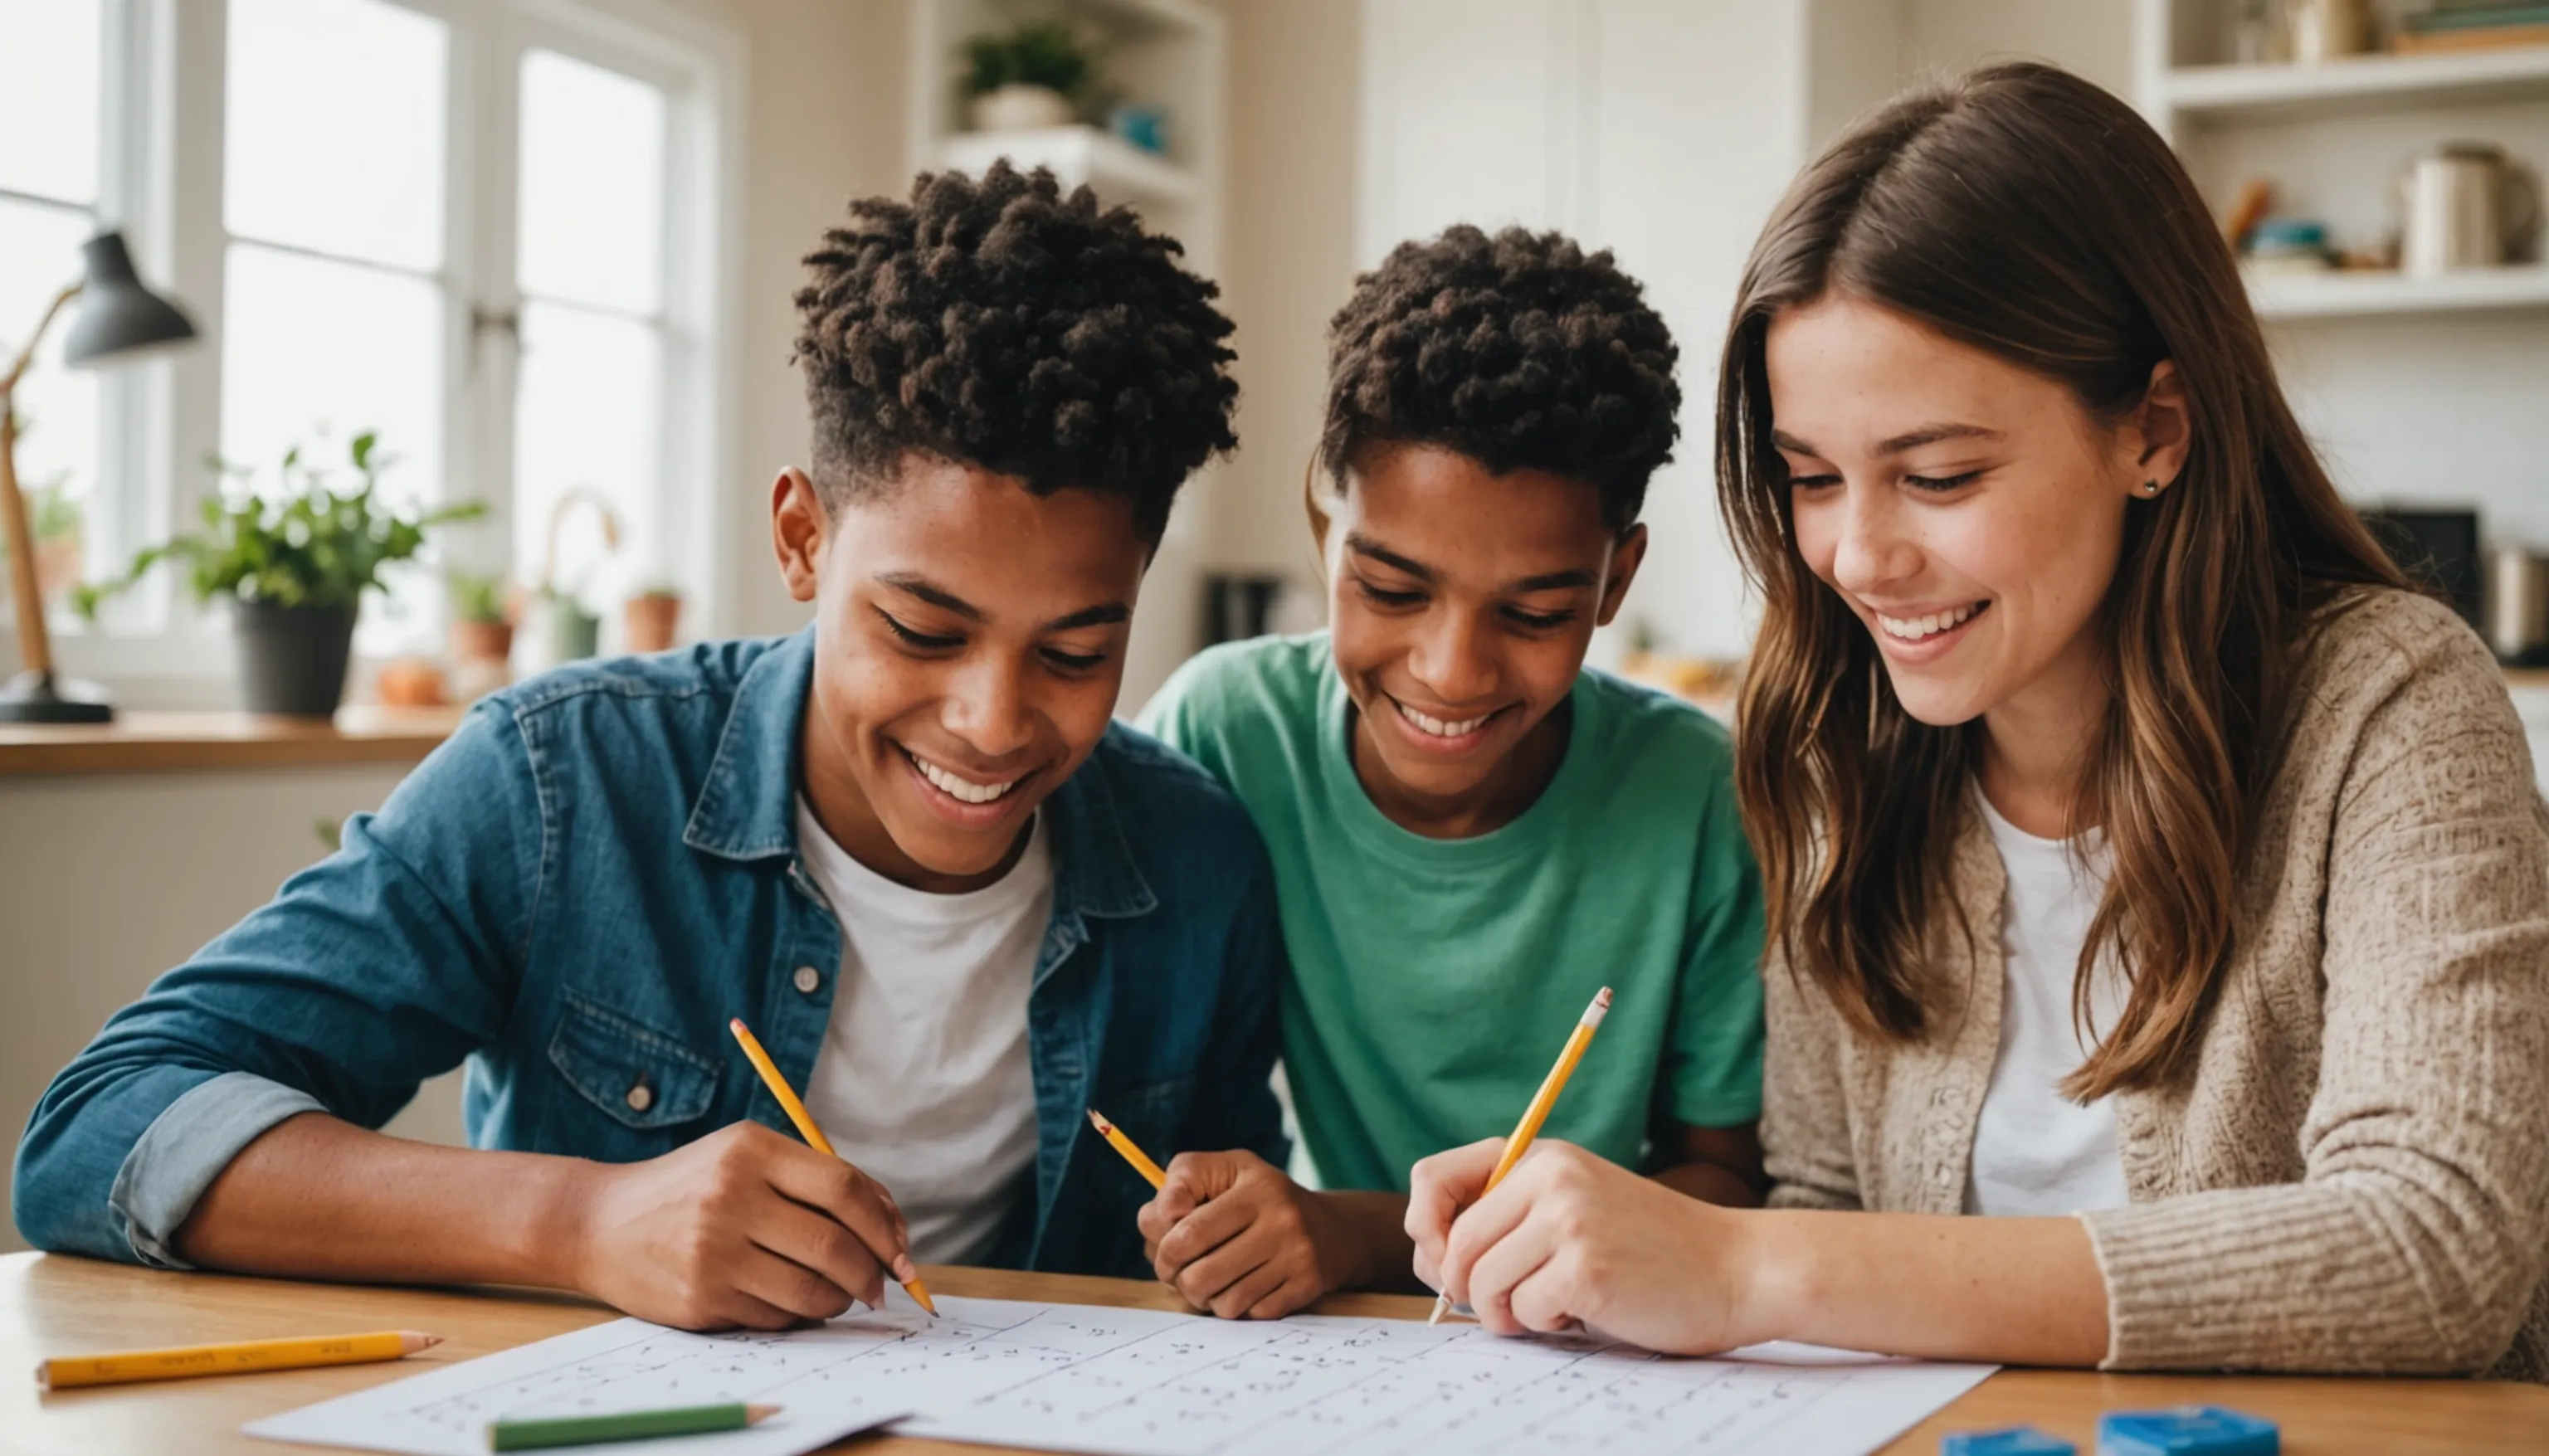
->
<box><xmin>14</xmin><ymin>629</ymin><xmax>1287</xmax><ymax>1278</ymax></box>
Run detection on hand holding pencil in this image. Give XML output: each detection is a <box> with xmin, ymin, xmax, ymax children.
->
<box><xmin>1408</xmin><ymin>986</ymin><xmax>1613</xmax><ymax>1325</ymax></box>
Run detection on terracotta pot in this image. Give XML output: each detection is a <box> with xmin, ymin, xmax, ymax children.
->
<box><xmin>377</xmin><ymin>657</ymin><xmax>448</xmax><ymax>707</ymax></box>
<box><xmin>970</xmin><ymin>84</ymin><xmax>1074</xmax><ymax>134</ymax></box>
<box><xmin>624</xmin><ymin>593</ymin><xmax>682</xmax><ymax>654</ymax></box>
<box><xmin>33</xmin><ymin>535</ymin><xmax>80</xmax><ymax>605</ymax></box>
<box><xmin>451</xmin><ymin>618</ymin><xmax>515</xmax><ymax>665</ymax></box>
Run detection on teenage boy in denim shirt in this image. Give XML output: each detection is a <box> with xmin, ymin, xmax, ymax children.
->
<box><xmin>14</xmin><ymin>163</ymin><xmax>1284</xmax><ymax>1332</ymax></box>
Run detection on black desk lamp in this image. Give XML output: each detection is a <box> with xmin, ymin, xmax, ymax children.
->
<box><xmin>0</xmin><ymin>231</ymin><xmax>197</xmax><ymax>723</ymax></box>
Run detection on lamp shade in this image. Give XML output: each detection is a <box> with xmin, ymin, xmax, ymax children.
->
<box><xmin>61</xmin><ymin>231</ymin><xmax>195</xmax><ymax>368</ymax></box>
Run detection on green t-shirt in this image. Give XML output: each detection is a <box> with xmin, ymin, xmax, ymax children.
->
<box><xmin>1140</xmin><ymin>632</ymin><xmax>1765</xmax><ymax>1194</ymax></box>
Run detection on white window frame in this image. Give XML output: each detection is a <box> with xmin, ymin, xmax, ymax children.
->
<box><xmin>45</xmin><ymin>0</ymin><xmax>741</xmax><ymax>699</ymax></box>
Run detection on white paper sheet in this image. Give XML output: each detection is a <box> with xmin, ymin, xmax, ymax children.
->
<box><xmin>246</xmin><ymin>1294</ymin><xmax>1995</xmax><ymax>1456</ymax></box>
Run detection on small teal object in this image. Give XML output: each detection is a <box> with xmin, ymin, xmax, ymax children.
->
<box><xmin>1943</xmin><ymin>1425</ymin><xmax>2075</xmax><ymax>1455</ymax></box>
<box><xmin>2097</xmin><ymin>1405</ymin><xmax>2279</xmax><ymax>1456</ymax></box>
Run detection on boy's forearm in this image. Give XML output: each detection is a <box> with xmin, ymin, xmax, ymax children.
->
<box><xmin>1309</xmin><ymin>1189</ymin><xmax>1427</xmax><ymax>1293</ymax></box>
<box><xmin>174</xmin><ymin>1112</ymin><xmax>600</xmax><ymax>1292</ymax></box>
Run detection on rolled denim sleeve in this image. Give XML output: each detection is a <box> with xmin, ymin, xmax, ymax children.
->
<box><xmin>12</xmin><ymin>700</ymin><xmax>542</xmax><ymax>1263</ymax></box>
<box><xmin>109</xmin><ymin>1072</ymin><xmax>324</xmax><ymax>1268</ymax></box>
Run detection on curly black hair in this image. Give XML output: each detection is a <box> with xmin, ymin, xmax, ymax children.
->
<box><xmin>792</xmin><ymin>162</ymin><xmax>1238</xmax><ymax>543</ymax></box>
<box><xmin>1321</xmin><ymin>224</ymin><xmax>1679</xmax><ymax>531</ymax></box>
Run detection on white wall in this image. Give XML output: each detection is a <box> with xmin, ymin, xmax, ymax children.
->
<box><xmin>0</xmin><ymin>766</ymin><xmax>467</xmax><ymax>1254</ymax></box>
<box><xmin>1898</xmin><ymin>0</ymin><xmax>2135</xmax><ymax>96</ymax></box>
<box><xmin>1351</xmin><ymin>0</ymin><xmax>1904</xmax><ymax>662</ymax></box>
<box><xmin>1206</xmin><ymin>0</ymin><xmax>1362</xmax><ymax>591</ymax></box>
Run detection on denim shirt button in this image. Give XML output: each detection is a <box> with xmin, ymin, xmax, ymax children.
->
<box><xmin>792</xmin><ymin>965</ymin><xmax>821</xmax><ymax>995</ymax></box>
<box><xmin>624</xmin><ymin>1081</ymin><xmax>654</xmax><ymax>1113</ymax></box>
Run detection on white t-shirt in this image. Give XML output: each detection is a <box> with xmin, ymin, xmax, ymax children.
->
<box><xmin>793</xmin><ymin>800</ymin><xmax>1049</xmax><ymax>1265</ymax></box>
<box><xmin>1963</xmin><ymin>792</ymin><xmax>2132</xmax><ymax>1218</ymax></box>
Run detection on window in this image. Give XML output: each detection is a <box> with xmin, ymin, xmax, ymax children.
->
<box><xmin>0</xmin><ymin>0</ymin><xmax>735</xmax><ymax>679</ymax></box>
<box><xmin>224</xmin><ymin>0</ymin><xmax>451</xmax><ymax>650</ymax></box>
<box><xmin>0</xmin><ymin>0</ymin><xmax>106</xmax><ymax>608</ymax></box>
<box><xmin>513</xmin><ymin>46</ymin><xmax>671</xmax><ymax>614</ymax></box>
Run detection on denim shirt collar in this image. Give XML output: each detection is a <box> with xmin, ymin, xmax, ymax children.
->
<box><xmin>680</xmin><ymin>626</ymin><xmax>1157</xmax><ymax>928</ymax></box>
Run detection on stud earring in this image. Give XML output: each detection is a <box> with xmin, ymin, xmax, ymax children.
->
<box><xmin>2142</xmin><ymin>480</ymin><xmax>2161</xmax><ymax>494</ymax></box>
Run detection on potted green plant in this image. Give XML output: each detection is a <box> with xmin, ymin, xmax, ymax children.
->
<box><xmin>963</xmin><ymin>18</ymin><xmax>1094</xmax><ymax>133</ymax></box>
<box><xmin>446</xmin><ymin>569</ymin><xmax>514</xmax><ymax>661</ymax></box>
<box><xmin>623</xmin><ymin>580</ymin><xmax>683</xmax><ymax>654</ymax></box>
<box><xmin>76</xmin><ymin>430</ymin><xmax>483</xmax><ymax>717</ymax></box>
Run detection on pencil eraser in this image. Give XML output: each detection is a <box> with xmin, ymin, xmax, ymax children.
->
<box><xmin>1942</xmin><ymin>1424</ymin><xmax>2075</xmax><ymax>1455</ymax></box>
<box><xmin>2097</xmin><ymin>1405</ymin><xmax>2278</xmax><ymax>1456</ymax></box>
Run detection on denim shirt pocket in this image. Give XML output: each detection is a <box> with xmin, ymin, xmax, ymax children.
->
<box><xmin>546</xmin><ymin>994</ymin><xmax>720</xmax><ymax>1147</ymax></box>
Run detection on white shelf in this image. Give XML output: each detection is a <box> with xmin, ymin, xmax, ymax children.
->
<box><xmin>938</xmin><ymin>125</ymin><xmax>1198</xmax><ymax>205</ymax></box>
<box><xmin>2169</xmin><ymin>46</ymin><xmax>2549</xmax><ymax>123</ymax></box>
<box><xmin>2246</xmin><ymin>265</ymin><xmax>2549</xmax><ymax>319</ymax></box>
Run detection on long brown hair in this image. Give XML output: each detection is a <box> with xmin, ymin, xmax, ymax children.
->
<box><xmin>1718</xmin><ymin>63</ymin><xmax>2409</xmax><ymax>1098</ymax></box>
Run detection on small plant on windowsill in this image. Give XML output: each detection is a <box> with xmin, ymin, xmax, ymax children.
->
<box><xmin>74</xmin><ymin>429</ymin><xmax>484</xmax><ymax>717</ymax></box>
<box><xmin>0</xmin><ymin>411</ymin><xmax>88</xmax><ymax>607</ymax></box>
<box><xmin>446</xmin><ymin>568</ymin><xmax>517</xmax><ymax>668</ymax></box>
<box><xmin>962</xmin><ymin>17</ymin><xmax>1097</xmax><ymax>133</ymax></box>
<box><xmin>623</xmin><ymin>578</ymin><xmax>683</xmax><ymax>654</ymax></box>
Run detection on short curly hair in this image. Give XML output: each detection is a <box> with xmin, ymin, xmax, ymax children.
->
<box><xmin>792</xmin><ymin>162</ymin><xmax>1238</xmax><ymax>543</ymax></box>
<box><xmin>1321</xmin><ymin>224</ymin><xmax>1679</xmax><ymax>531</ymax></box>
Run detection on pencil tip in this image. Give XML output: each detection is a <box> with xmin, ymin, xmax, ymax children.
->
<box><xmin>33</xmin><ymin>1364</ymin><xmax>50</xmax><ymax>1391</ymax></box>
<box><xmin>744</xmin><ymin>1405</ymin><xmax>782</xmax><ymax>1424</ymax></box>
<box><xmin>402</xmin><ymin>1332</ymin><xmax>444</xmax><ymax>1353</ymax></box>
<box><xmin>1086</xmin><ymin>1108</ymin><xmax>1112</xmax><ymax>1134</ymax></box>
<box><xmin>1426</xmin><ymin>1294</ymin><xmax>1451</xmax><ymax>1327</ymax></box>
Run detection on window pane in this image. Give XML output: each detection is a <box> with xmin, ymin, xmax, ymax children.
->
<box><xmin>518</xmin><ymin>49</ymin><xmax>666</xmax><ymax>314</ymax></box>
<box><xmin>0</xmin><ymin>197</ymin><xmax>100</xmax><ymax>611</ymax></box>
<box><xmin>513</xmin><ymin>301</ymin><xmax>659</xmax><ymax>608</ymax></box>
<box><xmin>222</xmin><ymin>242</ymin><xmax>445</xmax><ymax>650</ymax></box>
<box><xmin>226</xmin><ymin>0</ymin><xmax>446</xmax><ymax>270</ymax></box>
<box><xmin>0</xmin><ymin>0</ymin><xmax>102</xmax><ymax>205</ymax></box>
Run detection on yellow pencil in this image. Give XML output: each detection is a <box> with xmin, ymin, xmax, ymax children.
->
<box><xmin>35</xmin><ymin>1330</ymin><xmax>441</xmax><ymax>1390</ymax></box>
<box><xmin>1429</xmin><ymin>986</ymin><xmax>1614</xmax><ymax>1326</ymax></box>
<box><xmin>727</xmin><ymin>1017</ymin><xmax>938</xmax><ymax>1317</ymax></box>
<box><xmin>1085</xmin><ymin>1109</ymin><xmax>1167</xmax><ymax>1189</ymax></box>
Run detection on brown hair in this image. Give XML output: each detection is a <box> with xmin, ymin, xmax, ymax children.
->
<box><xmin>1718</xmin><ymin>62</ymin><xmax>2408</xmax><ymax>1098</ymax></box>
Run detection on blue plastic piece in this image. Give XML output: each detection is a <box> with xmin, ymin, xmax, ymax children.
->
<box><xmin>1942</xmin><ymin>1425</ymin><xmax>2077</xmax><ymax>1456</ymax></box>
<box><xmin>2097</xmin><ymin>1405</ymin><xmax>2279</xmax><ymax>1456</ymax></box>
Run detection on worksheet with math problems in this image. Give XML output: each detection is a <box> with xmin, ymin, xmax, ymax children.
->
<box><xmin>246</xmin><ymin>1295</ymin><xmax>1996</xmax><ymax>1456</ymax></box>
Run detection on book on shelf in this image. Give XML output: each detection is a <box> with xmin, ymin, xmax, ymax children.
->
<box><xmin>2393</xmin><ymin>22</ymin><xmax>2549</xmax><ymax>53</ymax></box>
<box><xmin>2410</xmin><ymin>1</ymin><xmax>2549</xmax><ymax>27</ymax></box>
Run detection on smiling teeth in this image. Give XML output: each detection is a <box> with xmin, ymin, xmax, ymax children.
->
<box><xmin>912</xmin><ymin>753</ymin><xmax>1021</xmax><ymax>805</ymax></box>
<box><xmin>1396</xmin><ymin>700</ymin><xmax>1493</xmax><ymax>738</ymax></box>
<box><xmin>1877</xmin><ymin>603</ymin><xmax>1982</xmax><ymax>641</ymax></box>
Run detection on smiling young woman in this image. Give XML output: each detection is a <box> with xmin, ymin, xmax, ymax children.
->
<box><xmin>1406</xmin><ymin>62</ymin><xmax>2549</xmax><ymax>1380</ymax></box>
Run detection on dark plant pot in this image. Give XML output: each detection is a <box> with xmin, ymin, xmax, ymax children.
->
<box><xmin>233</xmin><ymin>597</ymin><xmax>357</xmax><ymax>718</ymax></box>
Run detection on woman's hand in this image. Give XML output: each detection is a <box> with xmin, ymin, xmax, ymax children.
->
<box><xmin>1136</xmin><ymin>1150</ymin><xmax>1359</xmax><ymax>1319</ymax></box>
<box><xmin>568</xmin><ymin>1121</ymin><xmax>918</xmax><ymax>1332</ymax></box>
<box><xmin>1407</xmin><ymin>1137</ymin><xmax>1763</xmax><ymax>1353</ymax></box>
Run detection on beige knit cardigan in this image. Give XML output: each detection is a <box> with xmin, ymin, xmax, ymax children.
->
<box><xmin>1761</xmin><ymin>588</ymin><xmax>2549</xmax><ymax>1380</ymax></box>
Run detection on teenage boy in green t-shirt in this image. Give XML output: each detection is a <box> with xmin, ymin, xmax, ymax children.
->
<box><xmin>1134</xmin><ymin>225</ymin><xmax>1766</xmax><ymax>1321</ymax></box>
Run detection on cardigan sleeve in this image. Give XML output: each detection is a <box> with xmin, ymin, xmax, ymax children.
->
<box><xmin>1762</xmin><ymin>946</ymin><xmax>1864</xmax><ymax>1213</ymax></box>
<box><xmin>2081</xmin><ymin>617</ymin><xmax>2549</xmax><ymax>1375</ymax></box>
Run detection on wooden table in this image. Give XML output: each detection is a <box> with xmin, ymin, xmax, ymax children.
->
<box><xmin>7</xmin><ymin>1251</ymin><xmax>2544</xmax><ymax>1453</ymax></box>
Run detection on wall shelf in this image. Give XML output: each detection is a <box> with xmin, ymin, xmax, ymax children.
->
<box><xmin>938</xmin><ymin>125</ymin><xmax>1197</xmax><ymax>205</ymax></box>
<box><xmin>2247</xmin><ymin>265</ymin><xmax>2549</xmax><ymax>319</ymax></box>
<box><xmin>2167</xmin><ymin>46</ymin><xmax>2549</xmax><ymax>124</ymax></box>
